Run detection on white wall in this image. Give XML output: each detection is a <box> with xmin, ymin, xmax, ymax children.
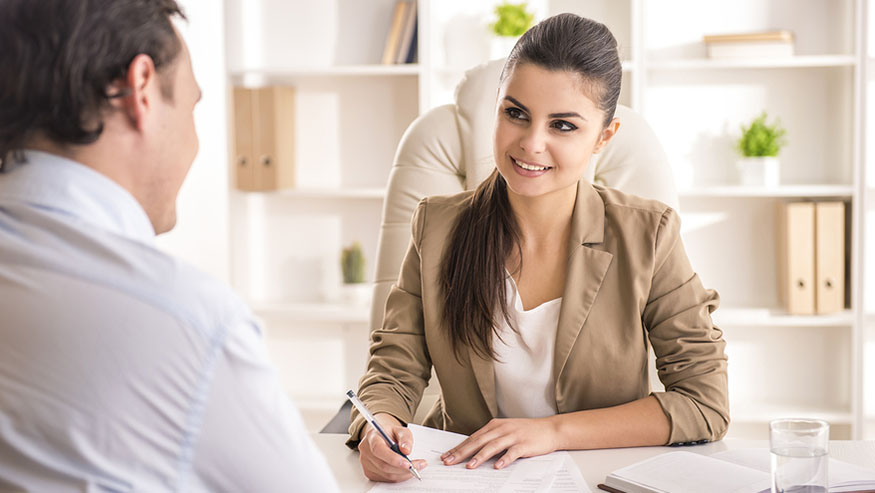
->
<box><xmin>155</xmin><ymin>0</ymin><xmax>230</xmax><ymax>283</ymax></box>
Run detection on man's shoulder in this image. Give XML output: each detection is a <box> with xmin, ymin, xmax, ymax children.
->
<box><xmin>0</xmin><ymin>206</ymin><xmax>252</xmax><ymax>340</ymax></box>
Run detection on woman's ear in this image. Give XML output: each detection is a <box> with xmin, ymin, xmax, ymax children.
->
<box><xmin>593</xmin><ymin>117</ymin><xmax>621</xmax><ymax>154</ymax></box>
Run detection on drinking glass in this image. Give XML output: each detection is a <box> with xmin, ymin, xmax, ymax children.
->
<box><xmin>770</xmin><ymin>419</ymin><xmax>829</xmax><ymax>493</ymax></box>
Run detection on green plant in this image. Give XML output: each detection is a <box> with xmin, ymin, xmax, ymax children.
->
<box><xmin>737</xmin><ymin>112</ymin><xmax>787</xmax><ymax>157</ymax></box>
<box><xmin>490</xmin><ymin>2</ymin><xmax>534</xmax><ymax>37</ymax></box>
<box><xmin>341</xmin><ymin>242</ymin><xmax>365</xmax><ymax>284</ymax></box>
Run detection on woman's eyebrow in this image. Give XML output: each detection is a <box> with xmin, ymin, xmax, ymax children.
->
<box><xmin>549</xmin><ymin>111</ymin><xmax>586</xmax><ymax>121</ymax></box>
<box><xmin>503</xmin><ymin>95</ymin><xmax>587</xmax><ymax>121</ymax></box>
<box><xmin>504</xmin><ymin>95</ymin><xmax>529</xmax><ymax>112</ymax></box>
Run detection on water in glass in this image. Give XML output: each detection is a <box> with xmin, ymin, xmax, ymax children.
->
<box><xmin>771</xmin><ymin>446</ymin><xmax>828</xmax><ymax>493</ymax></box>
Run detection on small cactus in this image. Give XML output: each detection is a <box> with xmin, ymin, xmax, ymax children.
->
<box><xmin>341</xmin><ymin>242</ymin><xmax>365</xmax><ymax>284</ymax></box>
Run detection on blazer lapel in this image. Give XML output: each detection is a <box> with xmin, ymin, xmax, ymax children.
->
<box><xmin>553</xmin><ymin>183</ymin><xmax>613</xmax><ymax>404</ymax></box>
<box><xmin>467</xmin><ymin>345</ymin><xmax>498</xmax><ymax>417</ymax></box>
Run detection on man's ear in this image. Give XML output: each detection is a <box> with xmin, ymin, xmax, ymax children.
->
<box><xmin>593</xmin><ymin>117</ymin><xmax>621</xmax><ymax>154</ymax></box>
<box><xmin>111</xmin><ymin>54</ymin><xmax>158</xmax><ymax>132</ymax></box>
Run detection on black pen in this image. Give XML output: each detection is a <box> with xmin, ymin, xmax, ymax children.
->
<box><xmin>346</xmin><ymin>390</ymin><xmax>422</xmax><ymax>481</ymax></box>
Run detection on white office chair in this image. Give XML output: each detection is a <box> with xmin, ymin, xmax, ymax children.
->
<box><xmin>323</xmin><ymin>59</ymin><xmax>678</xmax><ymax>433</ymax></box>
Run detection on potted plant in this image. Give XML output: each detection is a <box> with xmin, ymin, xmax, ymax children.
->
<box><xmin>340</xmin><ymin>242</ymin><xmax>370</xmax><ymax>306</ymax></box>
<box><xmin>489</xmin><ymin>2</ymin><xmax>534</xmax><ymax>59</ymax></box>
<box><xmin>736</xmin><ymin>112</ymin><xmax>787</xmax><ymax>187</ymax></box>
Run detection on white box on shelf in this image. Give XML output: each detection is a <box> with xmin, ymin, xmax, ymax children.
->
<box><xmin>703</xmin><ymin>31</ymin><xmax>795</xmax><ymax>58</ymax></box>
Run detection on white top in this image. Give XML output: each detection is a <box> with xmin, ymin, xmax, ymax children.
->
<box><xmin>0</xmin><ymin>151</ymin><xmax>338</xmax><ymax>492</ymax></box>
<box><xmin>493</xmin><ymin>274</ymin><xmax>562</xmax><ymax>418</ymax></box>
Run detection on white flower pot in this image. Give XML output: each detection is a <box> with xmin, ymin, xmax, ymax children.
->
<box><xmin>341</xmin><ymin>283</ymin><xmax>371</xmax><ymax>307</ymax></box>
<box><xmin>737</xmin><ymin>156</ymin><xmax>780</xmax><ymax>187</ymax></box>
<box><xmin>490</xmin><ymin>36</ymin><xmax>520</xmax><ymax>60</ymax></box>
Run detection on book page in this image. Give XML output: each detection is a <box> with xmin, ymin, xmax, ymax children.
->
<box><xmin>607</xmin><ymin>451</ymin><xmax>770</xmax><ymax>493</ymax></box>
<box><xmin>711</xmin><ymin>449</ymin><xmax>875</xmax><ymax>491</ymax></box>
<box><xmin>367</xmin><ymin>424</ymin><xmax>572</xmax><ymax>493</ymax></box>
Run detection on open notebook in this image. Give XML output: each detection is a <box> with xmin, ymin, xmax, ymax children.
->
<box><xmin>599</xmin><ymin>449</ymin><xmax>875</xmax><ymax>493</ymax></box>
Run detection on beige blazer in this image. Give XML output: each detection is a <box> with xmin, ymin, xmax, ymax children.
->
<box><xmin>349</xmin><ymin>181</ymin><xmax>729</xmax><ymax>447</ymax></box>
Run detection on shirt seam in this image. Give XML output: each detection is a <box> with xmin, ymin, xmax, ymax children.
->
<box><xmin>171</xmin><ymin>318</ymin><xmax>230</xmax><ymax>492</ymax></box>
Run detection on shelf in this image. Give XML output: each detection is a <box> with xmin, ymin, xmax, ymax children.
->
<box><xmin>237</xmin><ymin>188</ymin><xmax>386</xmax><ymax>199</ymax></box>
<box><xmin>731</xmin><ymin>404</ymin><xmax>853</xmax><ymax>424</ymax></box>
<box><xmin>280</xmin><ymin>188</ymin><xmax>386</xmax><ymax>199</ymax></box>
<box><xmin>231</xmin><ymin>64</ymin><xmax>420</xmax><ymax>83</ymax></box>
<box><xmin>251</xmin><ymin>302</ymin><xmax>370</xmax><ymax>324</ymax></box>
<box><xmin>714</xmin><ymin>308</ymin><xmax>854</xmax><ymax>328</ymax></box>
<box><xmin>432</xmin><ymin>60</ymin><xmax>636</xmax><ymax>75</ymax></box>
<box><xmin>678</xmin><ymin>185</ymin><xmax>854</xmax><ymax>198</ymax></box>
<box><xmin>648</xmin><ymin>55</ymin><xmax>857</xmax><ymax>71</ymax></box>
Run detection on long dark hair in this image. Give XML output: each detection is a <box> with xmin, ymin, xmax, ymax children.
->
<box><xmin>439</xmin><ymin>13</ymin><xmax>623</xmax><ymax>361</ymax></box>
<box><xmin>0</xmin><ymin>0</ymin><xmax>186</xmax><ymax>167</ymax></box>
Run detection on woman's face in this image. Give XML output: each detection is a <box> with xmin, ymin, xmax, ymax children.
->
<box><xmin>493</xmin><ymin>63</ymin><xmax>619</xmax><ymax>200</ymax></box>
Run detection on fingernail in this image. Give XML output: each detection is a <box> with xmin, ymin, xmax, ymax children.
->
<box><xmin>401</xmin><ymin>442</ymin><xmax>409</xmax><ymax>450</ymax></box>
<box><xmin>467</xmin><ymin>459</ymin><xmax>477</xmax><ymax>468</ymax></box>
<box><xmin>444</xmin><ymin>454</ymin><xmax>454</xmax><ymax>463</ymax></box>
<box><xmin>496</xmin><ymin>460</ymin><xmax>504</xmax><ymax>468</ymax></box>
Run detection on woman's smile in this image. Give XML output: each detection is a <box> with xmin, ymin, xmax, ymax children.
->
<box><xmin>510</xmin><ymin>155</ymin><xmax>553</xmax><ymax>176</ymax></box>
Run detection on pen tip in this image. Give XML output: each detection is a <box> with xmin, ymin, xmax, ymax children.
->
<box><xmin>346</xmin><ymin>390</ymin><xmax>355</xmax><ymax>398</ymax></box>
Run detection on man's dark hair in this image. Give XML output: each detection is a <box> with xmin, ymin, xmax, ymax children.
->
<box><xmin>0</xmin><ymin>0</ymin><xmax>186</xmax><ymax>165</ymax></box>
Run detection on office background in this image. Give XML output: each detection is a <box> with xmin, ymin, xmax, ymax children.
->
<box><xmin>157</xmin><ymin>0</ymin><xmax>875</xmax><ymax>440</ymax></box>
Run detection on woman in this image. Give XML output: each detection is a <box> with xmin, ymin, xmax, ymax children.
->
<box><xmin>350</xmin><ymin>13</ymin><xmax>729</xmax><ymax>482</ymax></box>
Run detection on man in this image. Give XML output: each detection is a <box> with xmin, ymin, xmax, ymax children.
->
<box><xmin>0</xmin><ymin>0</ymin><xmax>338</xmax><ymax>490</ymax></box>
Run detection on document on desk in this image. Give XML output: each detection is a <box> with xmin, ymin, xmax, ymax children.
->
<box><xmin>367</xmin><ymin>424</ymin><xmax>590</xmax><ymax>492</ymax></box>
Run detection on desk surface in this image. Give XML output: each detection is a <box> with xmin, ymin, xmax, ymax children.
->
<box><xmin>312</xmin><ymin>433</ymin><xmax>875</xmax><ymax>492</ymax></box>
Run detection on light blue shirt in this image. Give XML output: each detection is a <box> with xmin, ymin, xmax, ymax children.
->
<box><xmin>0</xmin><ymin>151</ymin><xmax>338</xmax><ymax>492</ymax></box>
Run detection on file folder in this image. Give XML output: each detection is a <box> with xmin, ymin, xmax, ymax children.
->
<box><xmin>777</xmin><ymin>202</ymin><xmax>815</xmax><ymax>315</ymax></box>
<box><xmin>233</xmin><ymin>87</ymin><xmax>255</xmax><ymax>191</ymax></box>
<box><xmin>232</xmin><ymin>86</ymin><xmax>296</xmax><ymax>191</ymax></box>
<box><xmin>814</xmin><ymin>201</ymin><xmax>845</xmax><ymax>314</ymax></box>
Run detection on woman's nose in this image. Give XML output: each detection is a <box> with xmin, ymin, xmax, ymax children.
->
<box><xmin>518</xmin><ymin>125</ymin><xmax>547</xmax><ymax>154</ymax></box>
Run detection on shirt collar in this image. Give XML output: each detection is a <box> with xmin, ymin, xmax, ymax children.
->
<box><xmin>0</xmin><ymin>150</ymin><xmax>156</xmax><ymax>244</ymax></box>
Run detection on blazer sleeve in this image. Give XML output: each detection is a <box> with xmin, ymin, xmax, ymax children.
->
<box><xmin>643</xmin><ymin>208</ymin><xmax>730</xmax><ymax>444</ymax></box>
<box><xmin>346</xmin><ymin>198</ymin><xmax>433</xmax><ymax>449</ymax></box>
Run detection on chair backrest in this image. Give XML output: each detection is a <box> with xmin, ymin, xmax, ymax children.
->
<box><xmin>369</xmin><ymin>59</ymin><xmax>678</xmax><ymax>334</ymax></box>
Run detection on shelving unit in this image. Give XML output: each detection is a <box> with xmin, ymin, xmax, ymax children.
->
<box><xmin>713</xmin><ymin>308</ymin><xmax>855</xmax><ymax>328</ymax></box>
<box><xmin>225</xmin><ymin>0</ymin><xmax>872</xmax><ymax>437</ymax></box>
<box><xmin>678</xmin><ymin>185</ymin><xmax>855</xmax><ymax>198</ymax></box>
<box><xmin>251</xmin><ymin>302</ymin><xmax>371</xmax><ymax>325</ymax></box>
<box><xmin>648</xmin><ymin>55</ymin><xmax>857</xmax><ymax>70</ymax></box>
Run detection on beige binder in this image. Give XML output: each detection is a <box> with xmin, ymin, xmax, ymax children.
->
<box><xmin>252</xmin><ymin>86</ymin><xmax>296</xmax><ymax>191</ymax></box>
<box><xmin>814</xmin><ymin>202</ymin><xmax>846</xmax><ymax>314</ymax></box>
<box><xmin>232</xmin><ymin>87</ymin><xmax>255</xmax><ymax>191</ymax></box>
<box><xmin>232</xmin><ymin>86</ymin><xmax>295</xmax><ymax>191</ymax></box>
<box><xmin>777</xmin><ymin>202</ymin><xmax>815</xmax><ymax>315</ymax></box>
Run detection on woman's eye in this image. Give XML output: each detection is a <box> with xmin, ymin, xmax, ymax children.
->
<box><xmin>504</xmin><ymin>107</ymin><xmax>527</xmax><ymax>121</ymax></box>
<box><xmin>552</xmin><ymin>120</ymin><xmax>578</xmax><ymax>132</ymax></box>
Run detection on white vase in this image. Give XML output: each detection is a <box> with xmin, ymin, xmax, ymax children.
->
<box><xmin>737</xmin><ymin>156</ymin><xmax>780</xmax><ymax>187</ymax></box>
<box><xmin>341</xmin><ymin>283</ymin><xmax>372</xmax><ymax>307</ymax></box>
<box><xmin>490</xmin><ymin>36</ymin><xmax>520</xmax><ymax>60</ymax></box>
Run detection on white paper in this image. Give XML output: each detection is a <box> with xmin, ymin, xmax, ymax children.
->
<box><xmin>367</xmin><ymin>424</ymin><xmax>573</xmax><ymax>493</ymax></box>
<box><xmin>545</xmin><ymin>454</ymin><xmax>591</xmax><ymax>492</ymax></box>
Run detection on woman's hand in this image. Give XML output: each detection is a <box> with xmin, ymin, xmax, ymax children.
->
<box><xmin>358</xmin><ymin>413</ymin><xmax>428</xmax><ymax>482</ymax></box>
<box><xmin>440</xmin><ymin>417</ymin><xmax>560</xmax><ymax>470</ymax></box>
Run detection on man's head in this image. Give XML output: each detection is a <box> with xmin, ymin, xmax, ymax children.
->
<box><xmin>0</xmin><ymin>0</ymin><xmax>201</xmax><ymax>234</ymax></box>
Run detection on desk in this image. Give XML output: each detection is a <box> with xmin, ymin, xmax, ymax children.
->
<box><xmin>312</xmin><ymin>433</ymin><xmax>875</xmax><ymax>492</ymax></box>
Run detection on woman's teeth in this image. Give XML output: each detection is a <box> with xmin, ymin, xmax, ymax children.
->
<box><xmin>512</xmin><ymin>157</ymin><xmax>550</xmax><ymax>171</ymax></box>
